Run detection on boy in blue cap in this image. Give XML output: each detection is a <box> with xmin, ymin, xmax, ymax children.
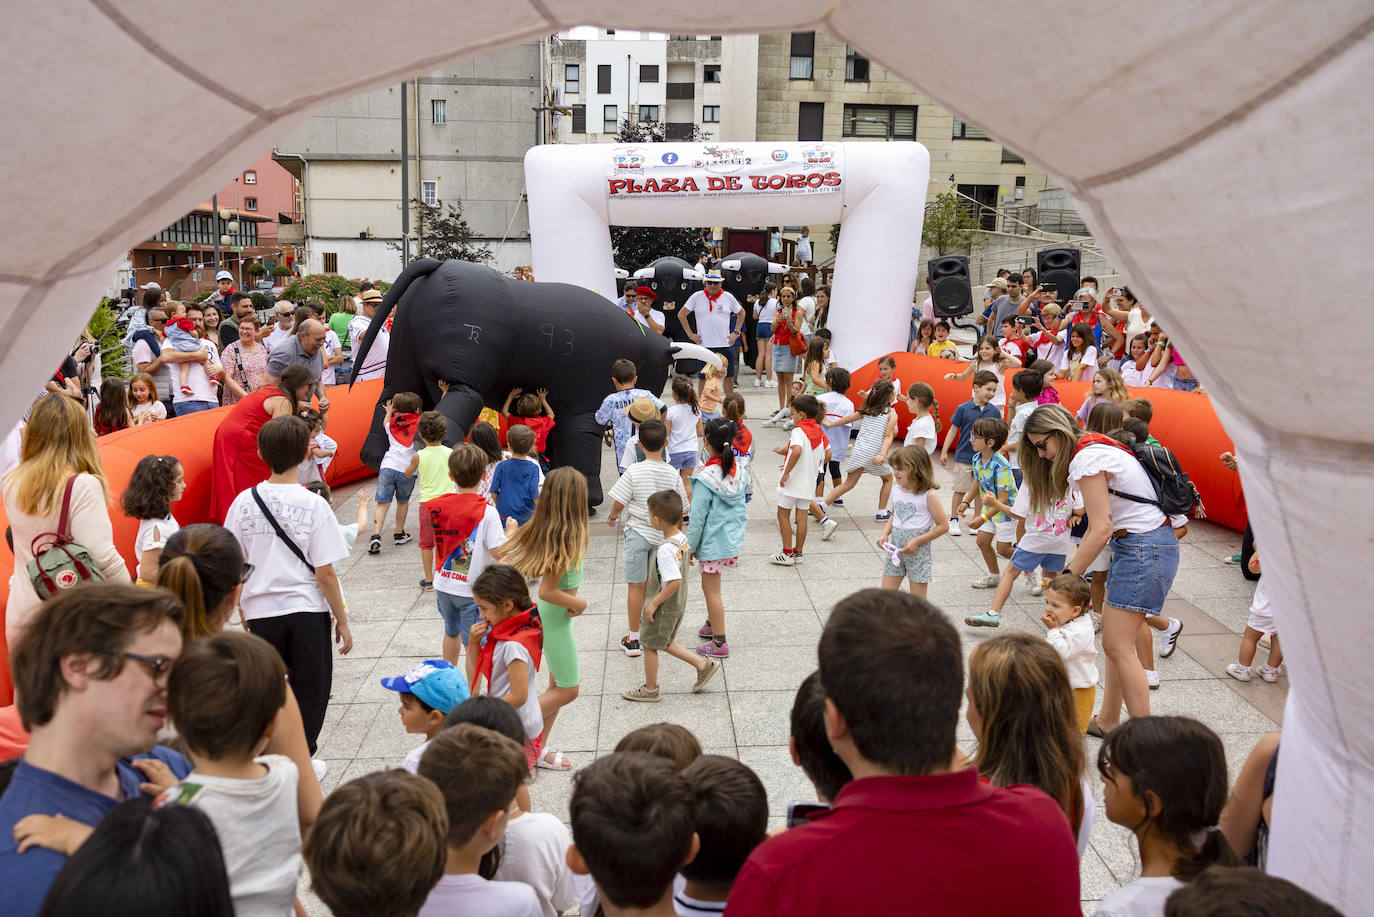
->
<box><xmin>380</xmin><ymin>660</ymin><xmax>471</xmax><ymax>773</ymax></box>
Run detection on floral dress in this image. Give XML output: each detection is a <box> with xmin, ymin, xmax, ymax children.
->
<box><xmin>220</xmin><ymin>340</ymin><xmax>269</xmax><ymax>406</ymax></box>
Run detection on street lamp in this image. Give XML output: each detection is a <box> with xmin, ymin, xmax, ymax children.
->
<box><xmin>848</xmin><ymin>115</ymin><xmax>893</xmax><ymax>140</ymax></box>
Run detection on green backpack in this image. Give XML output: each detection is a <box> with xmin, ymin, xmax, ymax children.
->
<box><xmin>27</xmin><ymin>476</ymin><xmax>106</xmax><ymax>598</ymax></box>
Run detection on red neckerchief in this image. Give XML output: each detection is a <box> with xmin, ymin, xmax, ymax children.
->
<box><xmin>703</xmin><ymin>453</ymin><xmax>737</xmax><ymax>476</ymax></box>
<box><xmin>1073</xmin><ymin>432</ymin><xmax>1133</xmax><ymax>458</ymax></box>
<box><xmin>389</xmin><ymin>411</ymin><xmax>420</xmax><ymax>447</ymax></box>
<box><xmin>704</xmin><ymin>287</ymin><xmax>723</xmax><ymax>313</ymax></box>
<box><xmin>796</xmin><ymin>418</ymin><xmax>825</xmax><ymax>450</ymax></box>
<box><xmin>430</xmin><ymin>493</ymin><xmax>490</xmax><ymax>583</ymax></box>
<box><xmin>472</xmin><ymin>605</ymin><xmax>543</xmax><ymax>692</ymax></box>
<box><xmin>731</xmin><ymin>422</ymin><xmax>753</xmax><ymax>458</ymax></box>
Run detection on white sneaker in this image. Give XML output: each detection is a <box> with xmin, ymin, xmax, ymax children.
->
<box><xmin>766</xmin><ymin>380</ymin><xmax>778</xmax><ymax>389</ymax></box>
<box><xmin>312</xmin><ymin>759</ymin><xmax>328</xmax><ymax>782</ymax></box>
<box><xmin>753</xmin><ymin>377</ymin><xmax>762</xmax><ymax>387</ymax></box>
<box><xmin>821</xmin><ymin>517</ymin><xmax>839</xmax><ymax>541</ymax></box>
<box><xmin>769</xmin><ymin>551</ymin><xmax>795</xmax><ymax>566</ymax></box>
<box><xmin>1028</xmin><ymin>573</ymin><xmax>1044</xmax><ymax>596</ymax></box>
<box><xmin>1145</xmin><ymin>669</ymin><xmax>1160</xmax><ymax>689</ymax></box>
<box><xmin>1159</xmin><ymin>617</ymin><xmax>1183</xmax><ymax>658</ymax></box>
<box><xmin>1256</xmin><ymin>663</ymin><xmax>1282</xmax><ymax>683</ymax></box>
<box><xmin>1090</xmin><ymin>610</ymin><xmax>1102</xmax><ymax>633</ymax></box>
<box><xmin>947</xmin><ymin>517</ymin><xmax>963</xmax><ymax>537</ymax></box>
<box><xmin>1226</xmin><ymin>663</ymin><xmax>1251</xmax><ymax>682</ymax></box>
<box><xmin>970</xmin><ymin>574</ymin><xmax>1000</xmax><ymax>589</ymax></box>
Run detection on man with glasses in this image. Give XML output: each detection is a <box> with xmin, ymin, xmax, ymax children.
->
<box><xmin>265</xmin><ymin>317</ymin><xmax>331</xmax><ymax>412</ymax></box>
<box><xmin>131</xmin><ymin>305</ymin><xmax>212</xmax><ymax>419</ymax></box>
<box><xmin>264</xmin><ymin>301</ymin><xmax>296</xmax><ymax>352</ymax></box>
<box><xmin>681</xmin><ymin>270</ymin><xmax>744</xmax><ymax>395</ymax></box>
<box><xmin>0</xmin><ymin>583</ymin><xmax>192</xmax><ymax>917</ymax></box>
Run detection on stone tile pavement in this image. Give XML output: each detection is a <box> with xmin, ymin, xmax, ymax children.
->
<box><xmin>303</xmin><ymin>376</ymin><xmax>1276</xmax><ymax>916</ymax></box>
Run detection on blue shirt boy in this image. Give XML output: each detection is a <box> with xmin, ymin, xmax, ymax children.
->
<box><xmin>949</xmin><ymin>399</ymin><xmax>1003</xmax><ymax>464</ymax></box>
<box><xmin>490</xmin><ymin>456</ymin><xmax>543</xmax><ymax>524</ymax></box>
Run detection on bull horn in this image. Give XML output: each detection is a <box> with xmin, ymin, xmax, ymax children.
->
<box><xmin>613</xmin><ymin>267</ymin><xmax>629</xmax><ymax>279</ymax></box>
<box><xmin>670</xmin><ymin>341</ymin><xmax>724</xmax><ymax>371</ymax></box>
<box><xmin>720</xmin><ymin>259</ymin><xmax>741</xmax><ymax>271</ymax></box>
<box><xmin>682</xmin><ymin>267</ymin><xmax>706</xmax><ymax>281</ymax></box>
<box><xmin>766</xmin><ymin>261</ymin><xmax>788</xmax><ymax>274</ymax></box>
<box><xmin>633</xmin><ymin>267</ymin><xmax>654</xmax><ymax>279</ymax></box>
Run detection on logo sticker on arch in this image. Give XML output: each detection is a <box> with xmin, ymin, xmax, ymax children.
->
<box><xmin>605</xmin><ymin>143</ymin><xmax>844</xmax><ymax>200</ymax></box>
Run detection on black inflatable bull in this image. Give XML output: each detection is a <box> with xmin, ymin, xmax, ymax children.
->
<box><xmin>720</xmin><ymin>251</ymin><xmax>786</xmax><ymax>372</ymax></box>
<box><xmin>637</xmin><ymin>256</ymin><xmax>703</xmax><ymax>348</ymax></box>
<box><xmin>352</xmin><ymin>259</ymin><xmax>710</xmax><ymax>506</ymax></box>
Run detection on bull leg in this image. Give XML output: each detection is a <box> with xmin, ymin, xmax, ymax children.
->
<box><xmin>435</xmin><ymin>383</ymin><xmax>485</xmax><ymax>446</ymax></box>
<box><xmin>545</xmin><ymin>409</ymin><xmax>607</xmax><ymax>508</ymax></box>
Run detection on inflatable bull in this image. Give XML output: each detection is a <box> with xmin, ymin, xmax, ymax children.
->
<box><xmin>720</xmin><ymin>251</ymin><xmax>786</xmax><ymax>372</ymax></box>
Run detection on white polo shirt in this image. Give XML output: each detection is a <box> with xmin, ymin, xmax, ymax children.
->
<box><xmin>682</xmin><ymin>289</ymin><xmax>742</xmax><ymax>348</ymax></box>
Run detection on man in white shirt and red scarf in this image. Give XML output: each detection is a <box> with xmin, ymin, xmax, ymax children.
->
<box><xmin>681</xmin><ymin>270</ymin><xmax>743</xmax><ymax>395</ymax></box>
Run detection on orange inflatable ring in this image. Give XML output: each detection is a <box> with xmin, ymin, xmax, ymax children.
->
<box><xmin>0</xmin><ymin>380</ymin><xmax>383</xmax><ymax>705</ymax></box>
<box><xmin>850</xmin><ymin>353</ymin><xmax>1246</xmax><ymax>531</ymax></box>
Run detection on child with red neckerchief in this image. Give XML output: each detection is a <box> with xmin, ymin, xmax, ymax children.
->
<box><xmin>368</xmin><ymin>391</ymin><xmax>422</xmax><ymax>555</ymax></box>
<box><xmin>467</xmin><ymin>564</ymin><xmax>546</xmax><ymax>770</ymax></box>
<box><xmin>771</xmin><ymin>394</ymin><xmax>829</xmax><ymax>566</ymax></box>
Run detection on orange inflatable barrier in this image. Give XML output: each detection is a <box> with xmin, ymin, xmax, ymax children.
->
<box><xmin>851</xmin><ymin>354</ymin><xmax>1246</xmax><ymax>532</ymax></box>
<box><xmin>0</xmin><ymin>380</ymin><xmax>383</xmax><ymax>705</ymax></box>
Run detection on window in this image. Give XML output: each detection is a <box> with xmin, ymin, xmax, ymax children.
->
<box><xmin>322</xmin><ymin>252</ymin><xmax>338</xmax><ymax>273</ymax></box>
<box><xmin>952</xmin><ymin>119</ymin><xmax>990</xmax><ymax>140</ymax></box>
<box><xmin>789</xmin><ymin>32</ymin><xmax>815</xmax><ymax>79</ymax></box>
<box><xmin>702</xmin><ymin>105</ymin><xmax>720</xmax><ymax>123</ymax></box>
<box><xmin>571</xmin><ymin>104</ymin><xmax>586</xmax><ymax>133</ymax></box>
<box><xmin>703</xmin><ymin>64</ymin><xmax>721</xmax><ymax>82</ymax></box>
<box><xmin>421</xmin><ymin>181</ymin><xmax>437</xmax><ymax>206</ymax></box>
<box><xmin>597</xmin><ymin>64</ymin><xmax>611</xmax><ymax>94</ymax></box>
<box><xmin>666</xmin><ymin>82</ymin><xmax>694</xmax><ymax>99</ymax></box>
<box><xmin>798</xmin><ymin>101</ymin><xmax>824</xmax><ymax>141</ymax></box>
<box><xmin>1001</xmin><ymin>147</ymin><xmax>1026</xmax><ymax>164</ymax></box>
<box><xmin>605</xmin><ymin>29</ymin><xmax>614</xmax><ymax>35</ymax></box>
<box><xmin>564</xmin><ymin>64</ymin><xmax>580</xmax><ymax>94</ymax></box>
<box><xmin>603</xmin><ymin>104</ymin><xmax>618</xmax><ymax>133</ymax></box>
<box><xmin>842</xmin><ymin>104</ymin><xmax>917</xmax><ymax>139</ymax></box>
<box><xmin>639</xmin><ymin>105</ymin><xmax>659</xmax><ymax>122</ymax></box>
<box><xmin>639</xmin><ymin>64</ymin><xmax>659</xmax><ymax>83</ymax></box>
<box><xmin>664</xmin><ymin>122</ymin><xmax>695</xmax><ymax>140</ymax></box>
<box><xmin>431</xmin><ymin>99</ymin><xmax>446</xmax><ymax>124</ymax></box>
<box><xmin>845</xmin><ymin>45</ymin><xmax>870</xmax><ymax>81</ymax></box>
<box><xmin>244</xmin><ymin>170</ymin><xmax>257</xmax><ymax>184</ymax></box>
<box><xmin>244</xmin><ymin>197</ymin><xmax>258</xmax><ymax>211</ymax></box>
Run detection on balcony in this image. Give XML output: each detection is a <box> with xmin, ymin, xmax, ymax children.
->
<box><xmin>666</xmin><ymin>82</ymin><xmax>695</xmax><ymax>100</ymax></box>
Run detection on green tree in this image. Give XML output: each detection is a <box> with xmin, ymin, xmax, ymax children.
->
<box><xmin>608</xmin><ymin>119</ymin><xmax>707</xmax><ymax>272</ymax></box>
<box><xmin>395</xmin><ymin>199</ymin><xmax>492</xmax><ymax>264</ymax></box>
<box><xmin>922</xmin><ymin>191</ymin><xmax>982</xmax><ymax>255</ymax></box>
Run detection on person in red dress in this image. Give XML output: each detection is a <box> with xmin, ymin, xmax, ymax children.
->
<box><xmin>209</xmin><ymin>363</ymin><xmax>315</xmax><ymax>522</ymax></box>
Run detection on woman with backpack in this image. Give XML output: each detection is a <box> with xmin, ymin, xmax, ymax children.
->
<box><xmin>2</xmin><ymin>394</ymin><xmax>131</xmax><ymax>643</ymax></box>
<box><xmin>1017</xmin><ymin>404</ymin><xmax>1183</xmax><ymax>736</ymax></box>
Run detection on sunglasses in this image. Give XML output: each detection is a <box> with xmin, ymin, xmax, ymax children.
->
<box><xmin>1026</xmin><ymin>434</ymin><xmax>1052</xmax><ymax>453</ymax></box>
<box><xmin>99</xmin><ymin>649</ymin><xmax>174</xmax><ymax>680</ymax></box>
<box><xmin>239</xmin><ymin>561</ymin><xmax>255</xmax><ymax>584</ymax></box>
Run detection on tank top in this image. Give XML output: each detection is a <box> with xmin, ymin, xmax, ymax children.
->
<box><xmin>891</xmin><ymin>486</ymin><xmax>934</xmax><ymax>531</ymax></box>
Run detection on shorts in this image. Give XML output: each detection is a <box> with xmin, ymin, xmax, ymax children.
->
<box><xmin>1077</xmin><ymin>542</ymin><xmax>1113</xmax><ymax>574</ymax></box>
<box><xmin>538</xmin><ymin>596</ymin><xmax>580</xmax><ymax>687</ymax></box>
<box><xmin>1011</xmin><ymin>547</ymin><xmax>1066</xmax><ymax>574</ymax></box>
<box><xmin>436</xmin><ymin>592</ymin><xmax>480</xmax><ymax>640</ymax></box>
<box><xmin>640</xmin><ymin>602</ymin><xmax>686</xmax><ymax>651</ymax></box>
<box><xmin>418</xmin><ymin>500</ymin><xmax>435</xmax><ymax>549</ymax></box>
<box><xmin>756</xmin><ymin>323</ymin><xmax>772</xmax><ymax>339</ymax></box>
<box><xmin>622</xmin><ymin>527</ymin><xmax>655</xmax><ymax>583</ymax></box>
<box><xmin>772</xmin><ymin>342</ymin><xmax>799</xmax><ymax>373</ymax></box>
<box><xmin>698</xmin><ymin>556</ymin><xmax>737</xmax><ymax>575</ymax></box>
<box><xmin>950</xmin><ymin>461</ymin><xmax>975</xmax><ymax>493</ymax></box>
<box><xmin>702</xmin><ymin>346</ymin><xmax>737</xmax><ymax>378</ymax></box>
<box><xmin>1174</xmin><ymin>376</ymin><xmax>1200</xmax><ymax>392</ymax></box>
<box><xmin>1073</xmin><ymin>686</ymin><xmax>1097</xmax><ymax>734</ymax></box>
<box><xmin>375</xmin><ymin>468</ymin><xmax>416</xmax><ymax>504</ymax></box>
<box><xmin>1011</xmin><ymin>467</ymin><xmax>1023</xmax><ymax>489</ymax></box>
<box><xmin>668</xmin><ymin>450</ymin><xmax>698</xmax><ymax>470</ymax></box>
<box><xmin>1247</xmin><ymin>587</ymin><xmax>1276</xmax><ymax>635</ymax></box>
<box><xmin>776</xmin><ymin>492</ymin><xmax>812</xmax><ymax>511</ymax></box>
<box><xmin>1105</xmin><ymin>525</ymin><xmax>1179</xmax><ymax>616</ymax></box>
<box><xmin>882</xmin><ymin>526</ymin><xmax>933</xmax><ymax>583</ymax></box>
<box><xmin>816</xmin><ymin>460</ymin><xmax>842</xmax><ymax>485</ymax></box>
<box><xmin>700</xmin><ymin>410</ymin><xmax>721</xmax><ymax>424</ymax></box>
<box><xmin>975</xmin><ymin>518</ymin><xmax>1017</xmax><ymax>544</ymax></box>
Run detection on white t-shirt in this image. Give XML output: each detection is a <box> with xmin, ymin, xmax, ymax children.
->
<box><xmin>1045</xmin><ymin>613</ymin><xmax>1099</xmax><ymax>690</ymax></box>
<box><xmin>319</xmin><ymin>328</ymin><xmax>343</xmax><ymax>385</ymax></box>
<box><xmin>1035</xmin><ymin>329</ymin><xmax>1066</xmax><ymax>368</ymax></box>
<box><xmin>223</xmin><ymin>482</ymin><xmax>350</xmax><ymax>621</ymax></box>
<box><xmin>1068</xmin><ymin>443</ymin><xmax>1167</xmax><ymax>534</ymax></box>
<box><xmin>134</xmin><ymin>515</ymin><xmax>180</xmax><ymax>582</ymax></box>
<box><xmin>488</xmin><ymin>640</ymin><xmax>544</xmax><ymax>740</ymax></box>
<box><xmin>401</xmin><ymin>739</ymin><xmax>430</xmax><ymax>774</ymax></box>
<box><xmin>263</xmin><ymin>324</ymin><xmax>293</xmax><ymax>353</ymax></box>
<box><xmin>633</xmin><ymin>308</ymin><xmax>667</xmax><ymax>333</ymax></box>
<box><xmin>1011</xmin><ymin>486</ymin><xmax>1079</xmax><ymax>555</ymax></box>
<box><xmin>890</xmin><ymin>486</ymin><xmax>934</xmax><ymax>532</ymax></box>
<box><xmin>348</xmin><ymin>314</ymin><xmax>389</xmax><ymax>381</ymax></box>
<box><xmin>756</xmin><ymin>297</ymin><xmax>778</xmax><ymax>324</ymax></box>
<box><xmin>1094</xmin><ymin>876</ymin><xmax>1185</xmax><ymax>917</ymax></box>
<box><xmin>434</xmin><ymin>503</ymin><xmax>507</xmax><ymax>597</ymax></box>
<box><xmin>817</xmin><ymin>391</ymin><xmax>855</xmax><ymax>464</ymax></box>
<box><xmin>608</xmin><ymin>459</ymin><xmax>687</xmax><ymax>545</ymax></box>
<box><xmin>1120</xmin><ymin>360</ymin><xmax>1152</xmax><ymax>387</ymax></box>
<box><xmin>171</xmin><ymin>339</ymin><xmax>221</xmax><ymax>404</ymax></box>
<box><xmin>665</xmin><ymin>403</ymin><xmax>700</xmax><ymax>455</ymax></box>
<box><xmin>779</xmin><ymin>427</ymin><xmax>824</xmax><ymax>500</ymax></box>
<box><xmin>176</xmin><ymin>755</ymin><xmax>302</xmax><ymax>917</ymax></box>
<box><xmin>381</xmin><ymin>425</ymin><xmax>419</xmax><ymax>475</ymax></box>
<box><xmin>313</xmin><ymin>432</ymin><xmax>337</xmax><ymax>475</ymax></box>
<box><xmin>496</xmin><ymin>812</ymin><xmax>580</xmax><ymax>917</ymax></box>
<box><xmin>1005</xmin><ymin>401</ymin><xmax>1038</xmax><ymax>470</ymax></box>
<box><xmin>682</xmin><ymin>290</ymin><xmax>743</xmax><ymax>347</ymax></box>
<box><xmin>418</xmin><ymin>874</ymin><xmax>542</xmax><ymax>917</ymax></box>
<box><xmin>904</xmin><ymin>414</ymin><xmax>937</xmax><ymax>453</ymax></box>
<box><xmin>1150</xmin><ymin>355</ymin><xmax>1176</xmax><ymax>389</ymax></box>
<box><xmin>131</xmin><ymin>337</ymin><xmax>176</xmax><ymax>402</ymax></box>
<box><xmin>657</xmin><ymin>532</ymin><xmax>688</xmax><ymax>583</ymax></box>
<box><xmin>1059</xmin><ymin>345</ymin><xmax>1099</xmax><ymax>381</ymax></box>
<box><xmin>132</xmin><ymin>400</ymin><xmax>167</xmax><ymax>423</ymax></box>
<box><xmin>797</xmin><ymin>296</ymin><xmax>817</xmax><ymax>334</ymax></box>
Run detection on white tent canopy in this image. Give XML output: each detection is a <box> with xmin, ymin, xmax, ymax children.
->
<box><xmin>6</xmin><ymin>3</ymin><xmax>1372</xmax><ymax>908</ymax></box>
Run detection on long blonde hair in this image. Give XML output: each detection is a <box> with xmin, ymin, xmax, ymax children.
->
<box><xmin>3</xmin><ymin>395</ymin><xmax>108</xmax><ymax>514</ymax></box>
<box><xmin>1095</xmin><ymin>367</ymin><xmax>1128</xmax><ymax>404</ymax></box>
<box><xmin>500</xmin><ymin>467</ymin><xmax>589</xmax><ymax>579</ymax></box>
<box><xmin>1017</xmin><ymin>404</ymin><xmax>1079</xmax><ymax>514</ymax></box>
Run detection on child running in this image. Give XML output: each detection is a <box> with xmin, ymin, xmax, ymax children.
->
<box><xmin>121</xmin><ymin>454</ymin><xmax>186</xmax><ymax>585</ymax></box>
<box><xmin>467</xmin><ymin>564</ymin><xmax>547</xmax><ymax>768</ymax></box>
<box><xmin>664</xmin><ymin>375</ymin><xmax>702</xmax><ymax>501</ymax></box>
<box><xmin>771</xmin><ymin>394</ymin><xmax>827</xmax><ymax>566</ymax></box>
<box><xmin>1040</xmin><ymin>573</ymin><xmax>1099</xmax><ymax>733</ymax></box>
<box><xmin>877</xmin><ymin>446</ymin><xmax>948</xmax><ymax>599</ymax></box>
<box><xmin>822</xmin><ymin>380</ymin><xmax>897</xmax><ymax>521</ymax></box>
<box><xmin>903</xmin><ymin>382</ymin><xmax>940</xmax><ymax>454</ymax></box>
<box><xmin>691</xmin><ymin>419</ymin><xmax>750</xmax><ymax>657</ymax></box>
<box><xmin>499</xmin><ymin>467</ymin><xmax>589</xmax><ymax>771</ymax></box>
<box><xmin>622</xmin><ymin>489</ymin><xmax>723</xmax><ymax>701</ymax></box>
<box><xmin>941</xmin><ymin>370</ymin><xmax>1003</xmax><ymax>534</ymax></box>
<box><xmin>407</xmin><ymin>411</ymin><xmax>456</xmax><ymax>591</ymax></box>
<box><xmin>965</xmin><ymin>417</ymin><xmax>1018</xmax><ymax>588</ymax></box>
<box><xmin>815</xmin><ymin>367</ymin><xmax>855</xmax><ymax>505</ymax></box>
<box><xmin>1226</xmin><ymin>553</ymin><xmax>1283</xmax><ymax>684</ymax></box>
<box><xmin>1096</xmin><ymin>717</ymin><xmax>1236</xmax><ymax>915</ymax></box>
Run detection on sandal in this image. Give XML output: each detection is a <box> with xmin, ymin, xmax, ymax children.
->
<box><xmin>419</xmin><ymin>579</ymin><xmax>434</xmax><ymax>592</ymax></box>
<box><xmin>1086</xmin><ymin>717</ymin><xmax>1106</xmax><ymax>739</ymax></box>
<box><xmin>535</xmin><ymin>749</ymin><xmax>572</xmax><ymax>771</ymax></box>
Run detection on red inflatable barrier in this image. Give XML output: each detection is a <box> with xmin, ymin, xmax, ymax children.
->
<box><xmin>0</xmin><ymin>380</ymin><xmax>383</xmax><ymax>705</ymax></box>
<box><xmin>851</xmin><ymin>353</ymin><xmax>1245</xmax><ymax>531</ymax></box>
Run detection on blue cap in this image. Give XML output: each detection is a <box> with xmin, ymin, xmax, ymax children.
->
<box><xmin>380</xmin><ymin>659</ymin><xmax>469</xmax><ymax>713</ymax></box>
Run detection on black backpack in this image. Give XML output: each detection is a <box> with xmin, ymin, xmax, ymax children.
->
<box><xmin>1076</xmin><ymin>433</ymin><xmax>1204</xmax><ymax>518</ymax></box>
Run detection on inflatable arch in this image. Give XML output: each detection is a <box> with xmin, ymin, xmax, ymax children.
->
<box><xmin>4</xmin><ymin>3</ymin><xmax>1371</xmax><ymax>909</ymax></box>
<box><xmin>525</xmin><ymin>141</ymin><xmax>927</xmax><ymax>371</ymax></box>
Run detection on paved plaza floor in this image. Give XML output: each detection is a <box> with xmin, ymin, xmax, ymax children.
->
<box><xmin>305</xmin><ymin>377</ymin><xmax>1275</xmax><ymax>916</ymax></box>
